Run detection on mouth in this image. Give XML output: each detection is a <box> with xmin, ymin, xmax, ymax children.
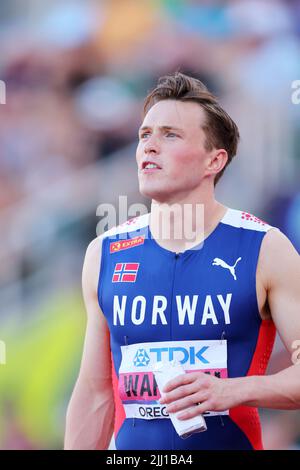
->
<box><xmin>141</xmin><ymin>161</ymin><xmax>162</xmax><ymax>172</ymax></box>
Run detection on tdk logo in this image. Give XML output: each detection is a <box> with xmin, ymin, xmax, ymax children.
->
<box><xmin>133</xmin><ymin>348</ymin><xmax>150</xmax><ymax>367</ymax></box>
<box><xmin>149</xmin><ymin>346</ymin><xmax>209</xmax><ymax>365</ymax></box>
<box><xmin>133</xmin><ymin>346</ymin><xmax>210</xmax><ymax>367</ymax></box>
<box><xmin>149</xmin><ymin>346</ymin><xmax>209</xmax><ymax>364</ymax></box>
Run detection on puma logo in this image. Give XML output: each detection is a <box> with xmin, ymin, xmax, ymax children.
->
<box><xmin>212</xmin><ymin>257</ymin><xmax>242</xmax><ymax>281</ymax></box>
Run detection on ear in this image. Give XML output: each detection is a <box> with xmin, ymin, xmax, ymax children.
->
<box><xmin>206</xmin><ymin>149</ymin><xmax>228</xmax><ymax>177</ymax></box>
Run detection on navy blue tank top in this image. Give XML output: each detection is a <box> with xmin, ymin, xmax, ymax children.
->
<box><xmin>98</xmin><ymin>208</ymin><xmax>276</xmax><ymax>450</ymax></box>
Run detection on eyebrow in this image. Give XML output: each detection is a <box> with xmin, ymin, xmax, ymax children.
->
<box><xmin>138</xmin><ymin>125</ymin><xmax>184</xmax><ymax>134</ymax></box>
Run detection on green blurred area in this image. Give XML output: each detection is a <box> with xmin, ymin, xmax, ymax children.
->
<box><xmin>0</xmin><ymin>294</ymin><xmax>85</xmax><ymax>449</ymax></box>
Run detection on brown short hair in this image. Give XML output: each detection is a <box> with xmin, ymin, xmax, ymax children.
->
<box><xmin>143</xmin><ymin>72</ymin><xmax>240</xmax><ymax>185</ymax></box>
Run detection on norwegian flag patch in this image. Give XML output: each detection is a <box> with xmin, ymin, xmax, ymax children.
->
<box><xmin>112</xmin><ymin>263</ymin><xmax>140</xmax><ymax>283</ymax></box>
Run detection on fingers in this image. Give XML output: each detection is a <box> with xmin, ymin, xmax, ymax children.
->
<box><xmin>177</xmin><ymin>401</ymin><xmax>212</xmax><ymax>420</ymax></box>
<box><xmin>159</xmin><ymin>381</ymin><xmax>198</xmax><ymax>404</ymax></box>
<box><xmin>162</xmin><ymin>372</ymin><xmax>203</xmax><ymax>393</ymax></box>
<box><xmin>166</xmin><ymin>391</ymin><xmax>208</xmax><ymax>413</ymax></box>
<box><xmin>177</xmin><ymin>396</ymin><xmax>228</xmax><ymax>419</ymax></box>
<box><xmin>160</xmin><ymin>372</ymin><xmax>210</xmax><ymax>404</ymax></box>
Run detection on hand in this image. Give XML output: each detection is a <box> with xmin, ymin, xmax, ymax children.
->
<box><xmin>159</xmin><ymin>372</ymin><xmax>241</xmax><ymax>420</ymax></box>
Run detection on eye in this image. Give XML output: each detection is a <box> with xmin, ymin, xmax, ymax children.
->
<box><xmin>139</xmin><ymin>132</ymin><xmax>151</xmax><ymax>139</ymax></box>
<box><xmin>166</xmin><ymin>132</ymin><xmax>177</xmax><ymax>137</ymax></box>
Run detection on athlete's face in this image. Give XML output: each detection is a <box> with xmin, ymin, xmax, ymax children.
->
<box><xmin>136</xmin><ymin>99</ymin><xmax>217</xmax><ymax>202</ymax></box>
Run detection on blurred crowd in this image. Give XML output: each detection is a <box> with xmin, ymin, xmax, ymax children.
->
<box><xmin>1</xmin><ymin>0</ymin><xmax>300</xmax><ymax>211</ymax></box>
<box><xmin>0</xmin><ymin>0</ymin><xmax>299</xmax><ymax>450</ymax></box>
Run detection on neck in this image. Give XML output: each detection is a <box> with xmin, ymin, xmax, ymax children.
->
<box><xmin>149</xmin><ymin>183</ymin><xmax>227</xmax><ymax>253</ymax></box>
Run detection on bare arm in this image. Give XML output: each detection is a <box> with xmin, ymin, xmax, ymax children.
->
<box><xmin>234</xmin><ymin>229</ymin><xmax>300</xmax><ymax>409</ymax></box>
<box><xmin>64</xmin><ymin>237</ymin><xmax>114</xmax><ymax>449</ymax></box>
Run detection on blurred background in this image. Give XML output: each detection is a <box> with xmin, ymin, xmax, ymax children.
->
<box><xmin>0</xmin><ymin>0</ymin><xmax>300</xmax><ymax>450</ymax></box>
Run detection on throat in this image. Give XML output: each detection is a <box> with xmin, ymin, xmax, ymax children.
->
<box><xmin>149</xmin><ymin>205</ymin><xmax>228</xmax><ymax>254</ymax></box>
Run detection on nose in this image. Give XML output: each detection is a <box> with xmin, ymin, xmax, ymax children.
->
<box><xmin>144</xmin><ymin>134</ymin><xmax>160</xmax><ymax>155</ymax></box>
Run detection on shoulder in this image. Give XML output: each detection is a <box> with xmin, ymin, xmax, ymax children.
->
<box><xmin>260</xmin><ymin>228</ymin><xmax>298</xmax><ymax>264</ymax></box>
<box><xmin>259</xmin><ymin>228</ymin><xmax>300</xmax><ymax>289</ymax></box>
<box><xmin>261</xmin><ymin>227</ymin><xmax>294</xmax><ymax>251</ymax></box>
<box><xmin>222</xmin><ymin>208</ymin><xmax>274</xmax><ymax>233</ymax></box>
<box><xmin>100</xmin><ymin>213</ymin><xmax>150</xmax><ymax>239</ymax></box>
<box><xmin>82</xmin><ymin>213</ymin><xmax>150</xmax><ymax>290</ymax></box>
<box><xmin>84</xmin><ymin>212</ymin><xmax>149</xmax><ymax>263</ymax></box>
<box><xmin>85</xmin><ymin>235</ymin><xmax>104</xmax><ymax>262</ymax></box>
<box><xmin>82</xmin><ymin>235</ymin><xmax>105</xmax><ymax>297</ymax></box>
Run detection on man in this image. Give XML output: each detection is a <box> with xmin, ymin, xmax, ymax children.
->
<box><xmin>64</xmin><ymin>72</ymin><xmax>300</xmax><ymax>450</ymax></box>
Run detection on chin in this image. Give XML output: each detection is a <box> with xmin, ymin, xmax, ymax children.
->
<box><xmin>139</xmin><ymin>185</ymin><xmax>174</xmax><ymax>203</ymax></box>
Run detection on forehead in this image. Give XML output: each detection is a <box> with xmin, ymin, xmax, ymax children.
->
<box><xmin>141</xmin><ymin>100</ymin><xmax>206</xmax><ymax>131</ymax></box>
